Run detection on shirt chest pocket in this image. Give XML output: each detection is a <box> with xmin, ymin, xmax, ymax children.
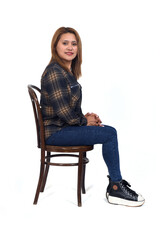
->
<box><xmin>70</xmin><ymin>83</ymin><xmax>81</xmax><ymax>101</ymax></box>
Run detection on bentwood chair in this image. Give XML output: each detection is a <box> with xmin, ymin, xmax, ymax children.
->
<box><xmin>28</xmin><ymin>85</ymin><xmax>93</xmax><ymax>206</ymax></box>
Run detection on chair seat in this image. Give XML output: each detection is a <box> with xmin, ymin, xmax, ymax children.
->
<box><xmin>45</xmin><ymin>145</ymin><xmax>93</xmax><ymax>152</ymax></box>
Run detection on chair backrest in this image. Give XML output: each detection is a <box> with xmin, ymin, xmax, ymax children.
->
<box><xmin>28</xmin><ymin>85</ymin><xmax>45</xmax><ymax>149</ymax></box>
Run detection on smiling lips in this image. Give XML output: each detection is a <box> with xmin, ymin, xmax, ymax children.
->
<box><xmin>65</xmin><ymin>52</ymin><xmax>74</xmax><ymax>56</ymax></box>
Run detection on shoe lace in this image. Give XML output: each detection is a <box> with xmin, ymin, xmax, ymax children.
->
<box><xmin>121</xmin><ymin>180</ymin><xmax>137</xmax><ymax>197</ymax></box>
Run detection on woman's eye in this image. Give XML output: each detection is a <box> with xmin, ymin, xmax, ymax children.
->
<box><xmin>62</xmin><ymin>42</ymin><xmax>77</xmax><ymax>46</ymax></box>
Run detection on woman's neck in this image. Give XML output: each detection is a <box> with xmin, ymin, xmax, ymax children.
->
<box><xmin>62</xmin><ymin>60</ymin><xmax>72</xmax><ymax>72</ymax></box>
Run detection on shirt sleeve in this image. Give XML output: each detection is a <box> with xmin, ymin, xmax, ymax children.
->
<box><xmin>45</xmin><ymin>67</ymin><xmax>87</xmax><ymax>126</ymax></box>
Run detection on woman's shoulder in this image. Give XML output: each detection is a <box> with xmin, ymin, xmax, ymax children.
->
<box><xmin>41</xmin><ymin>61</ymin><xmax>68</xmax><ymax>79</ymax></box>
<box><xmin>43</xmin><ymin>61</ymin><xmax>61</xmax><ymax>73</ymax></box>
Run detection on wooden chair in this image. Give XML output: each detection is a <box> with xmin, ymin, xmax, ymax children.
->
<box><xmin>28</xmin><ymin>85</ymin><xmax>93</xmax><ymax>206</ymax></box>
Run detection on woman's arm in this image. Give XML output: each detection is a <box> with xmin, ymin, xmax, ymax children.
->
<box><xmin>44</xmin><ymin>67</ymin><xmax>87</xmax><ymax>126</ymax></box>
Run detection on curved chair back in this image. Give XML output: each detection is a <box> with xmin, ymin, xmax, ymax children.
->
<box><xmin>28</xmin><ymin>85</ymin><xmax>45</xmax><ymax>149</ymax></box>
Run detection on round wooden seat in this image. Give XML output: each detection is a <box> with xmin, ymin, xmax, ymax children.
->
<box><xmin>45</xmin><ymin>145</ymin><xmax>93</xmax><ymax>152</ymax></box>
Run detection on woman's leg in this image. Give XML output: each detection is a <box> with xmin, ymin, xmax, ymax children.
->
<box><xmin>46</xmin><ymin>125</ymin><xmax>145</xmax><ymax>206</ymax></box>
<box><xmin>46</xmin><ymin>125</ymin><xmax>122</xmax><ymax>181</ymax></box>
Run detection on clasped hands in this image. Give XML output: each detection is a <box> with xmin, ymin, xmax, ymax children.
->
<box><xmin>85</xmin><ymin>112</ymin><xmax>103</xmax><ymax>127</ymax></box>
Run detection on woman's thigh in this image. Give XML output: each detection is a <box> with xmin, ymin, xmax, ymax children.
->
<box><xmin>46</xmin><ymin>125</ymin><xmax>117</xmax><ymax>146</ymax></box>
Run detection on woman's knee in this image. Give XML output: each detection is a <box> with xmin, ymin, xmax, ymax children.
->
<box><xmin>103</xmin><ymin>125</ymin><xmax>117</xmax><ymax>137</ymax></box>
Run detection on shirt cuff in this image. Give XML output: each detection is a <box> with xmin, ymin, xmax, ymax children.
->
<box><xmin>80</xmin><ymin>116</ymin><xmax>87</xmax><ymax>126</ymax></box>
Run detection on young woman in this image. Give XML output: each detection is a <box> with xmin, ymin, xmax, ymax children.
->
<box><xmin>40</xmin><ymin>27</ymin><xmax>145</xmax><ymax>207</ymax></box>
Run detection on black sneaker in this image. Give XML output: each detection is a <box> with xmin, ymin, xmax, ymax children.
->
<box><xmin>106</xmin><ymin>176</ymin><xmax>145</xmax><ymax>207</ymax></box>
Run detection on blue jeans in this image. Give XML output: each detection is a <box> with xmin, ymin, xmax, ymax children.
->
<box><xmin>46</xmin><ymin>125</ymin><xmax>122</xmax><ymax>181</ymax></box>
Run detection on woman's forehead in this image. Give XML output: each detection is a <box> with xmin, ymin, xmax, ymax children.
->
<box><xmin>60</xmin><ymin>33</ymin><xmax>77</xmax><ymax>41</ymax></box>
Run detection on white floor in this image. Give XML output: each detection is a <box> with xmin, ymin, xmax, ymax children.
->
<box><xmin>1</xmin><ymin>146</ymin><xmax>159</xmax><ymax>240</ymax></box>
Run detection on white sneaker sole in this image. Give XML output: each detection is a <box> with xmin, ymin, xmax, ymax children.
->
<box><xmin>106</xmin><ymin>193</ymin><xmax>145</xmax><ymax>207</ymax></box>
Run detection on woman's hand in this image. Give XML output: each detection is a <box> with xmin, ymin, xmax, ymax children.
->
<box><xmin>85</xmin><ymin>112</ymin><xmax>103</xmax><ymax>126</ymax></box>
<box><xmin>85</xmin><ymin>114</ymin><xmax>98</xmax><ymax>126</ymax></box>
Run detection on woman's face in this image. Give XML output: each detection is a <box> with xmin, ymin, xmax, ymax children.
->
<box><xmin>56</xmin><ymin>33</ymin><xmax>78</xmax><ymax>65</ymax></box>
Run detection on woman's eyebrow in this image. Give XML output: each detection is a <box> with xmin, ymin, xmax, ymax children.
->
<box><xmin>63</xmin><ymin>39</ymin><xmax>77</xmax><ymax>43</ymax></box>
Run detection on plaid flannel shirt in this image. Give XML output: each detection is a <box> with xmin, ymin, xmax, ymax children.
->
<box><xmin>40</xmin><ymin>61</ymin><xmax>87</xmax><ymax>140</ymax></box>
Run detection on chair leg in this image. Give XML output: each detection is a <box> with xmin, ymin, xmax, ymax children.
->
<box><xmin>41</xmin><ymin>152</ymin><xmax>51</xmax><ymax>192</ymax></box>
<box><xmin>77</xmin><ymin>152</ymin><xmax>83</xmax><ymax>207</ymax></box>
<box><xmin>82</xmin><ymin>152</ymin><xmax>86</xmax><ymax>194</ymax></box>
<box><xmin>33</xmin><ymin>150</ymin><xmax>45</xmax><ymax>204</ymax></box>
<box><xmin>33</xmin><ymin>162</ymin><xmax>45</xmax><ymax>204</ymax></box>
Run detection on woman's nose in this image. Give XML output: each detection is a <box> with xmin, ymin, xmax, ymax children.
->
<box><xmin>67</xmin><ymin>44</ymin><xmax>73</xmax><ymax>50</ymax></box>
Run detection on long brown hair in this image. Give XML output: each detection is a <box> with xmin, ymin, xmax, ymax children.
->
<box><xmin>49</xmin><ymin>27</ymin><xmax>82</xmax><ymax>79</ymax></box>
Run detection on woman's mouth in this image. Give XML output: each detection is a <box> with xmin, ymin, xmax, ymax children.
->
<box><xmin>65</xmin><ymin>52</ymin><xmax>74</xmax><ymax>56</ymax></box>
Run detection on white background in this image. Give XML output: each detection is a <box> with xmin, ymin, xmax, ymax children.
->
<box><xmin>0</xmin><ymin>0</ymin><xmax>160</xmax><ymax>239</ymax></box>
